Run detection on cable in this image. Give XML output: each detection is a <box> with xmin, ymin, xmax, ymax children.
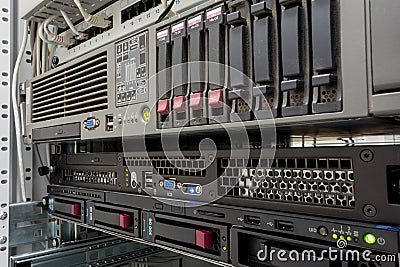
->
<box><xmin>60</xmin><ymin>10</ymin><xmax>79</xmax><ymax>35</ymax></box>
<box><xmin>156</xmin><ymin>0</ymin><xmax>176</xmax><ymax>24</ymax></box>
<box><xmin>161</xmin><ymin>0</ymin><xmax>168</xmax><ymax>9</ymax></box>
<box><xmin>35</xmin><ymin>26</ymin><xmax>41</xmax><ymax>75</ymax></box>
<box><xmin>44</xmin><ymin>15</ymin><xmax>75</xmax><ymax>47</ymax></box>
<box><xmin>41</xmin><ymin>37</ymin><xmax>48</xmax><ymax>72</ymax></box>
<box><xmin>60</xmin><ymin>10</ymin><xmax>88</xmax><ymax>40</ymax></box>
<box><xmin>12</xmin><ymin>20</ymin><xmax>29</xmax><ymax>202</ymax></box>
<box><xmin>73</xmin><ymin>0</ymin><xmax>110</xmax><ymax>28</ymax></box>
<box><xmin>38</xmin><ymin>22</ymin><xmax>58</xmax><ymax>46</ymax></box>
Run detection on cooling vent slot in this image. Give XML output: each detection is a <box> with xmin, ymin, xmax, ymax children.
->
<box><xmin>218</xmin><ymin>157</ymin><xmax>356</xmax><ymax>209</ymax></box>
<box><xmin>31</xmin><ymin>52</ymin><xmax>109</xmax><ymax>123</ymax></box>
<box><xmin>125</xmin><ymin>156</ymin><xmax>207</xmax><ymax>177</ymax></box>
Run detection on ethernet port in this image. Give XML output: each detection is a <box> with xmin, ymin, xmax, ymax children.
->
<box><xmin>105</xmin><ymin>16</ymin><xmax>113</xmax><ymax>31</ymax></box>
<box><xmin>121</xmin><ymin>6</ymin><xmax>136</xmax><ymax>23</ymax></box>
<box><xmin>143</xmin><ymin>0</ymin><xmax>153</xmax><ymax>11</ymax></box>
<box><xmin>135</xmin><ymin>1</ymin><xmax>146</xmax><ymax>16</ymax></box>
<box><xmin>121</xmin><ymin>8</ymin><xmax>130</xmax><ymax>23</ymax></box>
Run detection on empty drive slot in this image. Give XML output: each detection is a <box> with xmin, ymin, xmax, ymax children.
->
<box><xmin>281</xmin><ymin>6</ymin><xmax>302</xmax><ymax>77</ymax></box>
<box><xmin>229</xmin><ymin>24</ymin><xmax>249</xmax><ymax>87</ymax></box>
<box><xmin>311</xmin><ymin>0</ymin><xmax>335</xmax><ymax>71</ymax></box>
<box><xmin>253</xmin><ymin>16</ymin><xmax>272</xmax><ymax>83</ymax></box>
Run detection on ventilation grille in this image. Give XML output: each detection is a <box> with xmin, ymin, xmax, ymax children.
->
<box><xmin>125</xmin><ymin>156</ymin><xmax>207</xmax><ymax>177</ymax></box>
<box><xmin>63</xmin><ymin>169</ymin><xmax>117</xmax><ymax>186</ymax></box>
<box><xmin>218</xmin><ymin>157</ymin><xmax>356</xmax><ymax>209</ymax></box>
<box><xmin>31</xmin><ymin>52</ymin><xmax>108</xmax><ymax>123</ymax></box>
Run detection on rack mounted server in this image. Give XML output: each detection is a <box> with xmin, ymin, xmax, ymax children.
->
<box><xmin>47</xmin><ymin>184</ymin><xmax>400</xmax><ymax>266</ymax></box>
<box><xmin>15</xmin><ymin>0</ymin><xmax>400</xmax><ymax>266</ymax></box>
<box><xmin>22</xmin><ymin>0</ymin><xmax>400</xmax><ymax>143</ymax></box>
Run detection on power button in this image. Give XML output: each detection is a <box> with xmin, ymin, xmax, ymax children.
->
<box><xmin>318</xmin><ymin>226</ymin><xmax>329</xmax><ymax>237</ymax></box>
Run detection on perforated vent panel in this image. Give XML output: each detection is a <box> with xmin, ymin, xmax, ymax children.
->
<box><xmin>219</xmin><ymin>157</ymin><xmax>355</xmax><ymax>209</ymax></box>
<box><xmin>63</xmin><ymin>169</ymin><xmax>117</xmax><ymax>186</ymax></box>
<box><xmin>125</xmin><ymin>156</ymin><xmax>207</xmax><ymax>177</ymax></box>
<box><xmin>31</xmin><ymin>52</ymin><xmax>108</xmax><ymax>122</ymax></box>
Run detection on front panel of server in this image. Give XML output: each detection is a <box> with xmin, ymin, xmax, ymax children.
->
<box><xmin>50</xmin><ymin>146</ymin><xmax>400</xmax><ymax>225</ymax></box>
<box><xmin>22</xmin><ymin>0</ymin><xmax>378</xmax><ymax>143</ymax></box>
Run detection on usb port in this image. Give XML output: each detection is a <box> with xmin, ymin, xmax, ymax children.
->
<box><xmin>244</xmin><ymin>215</ymin><xmax>261</xmax><ymax>226</ymax></box>
<box><xmin>275</xmin><ymin>220</ymin><xmax>294</xmax><ymax>232</ymax></box>
<box><xmin>144</xmin><ymin>172</ymin><xmax>153</xmax><ymax>189</ymax></box>
<box><xmin>105</xmin><ymin>115</ymin><xmax>114</xmax><ymax>132</ymax></box>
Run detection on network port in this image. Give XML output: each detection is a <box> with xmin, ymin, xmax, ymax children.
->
<box><xmin>121</xmin><ymin>0</ymin><xmax>162</xmax><ymax>23</ymax></box>
<box><xmin>68</xmin><ymin>16</ymin><xmax>114</xmax><ymax>50</ymax></box>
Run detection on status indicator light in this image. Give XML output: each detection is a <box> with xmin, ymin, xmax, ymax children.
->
<box><xmin>340</xmin><ymin>235</ymin><xmax>345</xmax><ymax>240</ymax></box>
<box><xmin>332</xmin><ymin>234</ymin><xmax>338</xmax><ymax>239</ymax></box>
<box><xmin>347</xmin><ymin>236</ymin><xmax>352</xmax><ymax>242</ymax></box>
<box><xmin>363</xmin><ymin>233</ymin><xmax>377</xmax><ymax>245</ymax></box>
<box><xmin>222</xmin><ymin>246</ymin><xmax>227</xmax><ymax>251</ymax></box>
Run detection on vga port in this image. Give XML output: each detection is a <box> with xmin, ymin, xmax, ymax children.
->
<box><xmin>163</xmin><ymin>180</ymin><xmax>176</xmax><ymax>190</ymax></box>
<box><xmin>84</xmin><ymin>118</ymin><xmax>99</xmax><ymax>130</ymax></box>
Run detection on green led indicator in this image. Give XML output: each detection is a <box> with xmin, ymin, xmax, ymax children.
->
<box><xmin>363</xmin><ymin>233</ymin><xmax>377</xmax><ymax>245</ymax></box>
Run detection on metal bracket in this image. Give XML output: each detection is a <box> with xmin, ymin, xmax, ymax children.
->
<box><xmin>9</xmin><ymin>201</ymin><xmax>57</xmax><ymax>247</ymax></box>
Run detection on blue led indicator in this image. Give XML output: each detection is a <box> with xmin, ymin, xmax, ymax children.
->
<box><xmin>189</xmin><ymin>188</ymin><xmax>195</xmax><ymax>194</ymax></box>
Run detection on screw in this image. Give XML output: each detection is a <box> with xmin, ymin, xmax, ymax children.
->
<box><xmin>360</xmin><ymin>149</ymin><xmax>374</xmax><ymax>163</ymax></box>
<box><xmin>0</xmin><ymin>236</ymin><xmax>7</xmax><ymax>244</ymax></box>
<box><xmin>363</xmin><ymin>204</ymin><xmax>377</xmax><ymax>217</ymax></box>
<box><xmin>52</xmin><ymin>238</ymin><xmax>60</xmax><ymax>247</ymax></box>
<box><xmin>208</xmin><ymin>154</ymin><xmax>214</xmax><ymax>162</ymax></box>
<box><xmin>209</xmin><ymin>191</ymin><xmax>216</xmax><ymax>199</ymax></box>
<box><xmin>52</xmin><ymin>56</ymin><xmax>59</xmax><ymax>66</ymax></box>
<box><xmin>0</xmin><ymin>211</ymin><xmax>7</xmax><ymax>220</ymax></box>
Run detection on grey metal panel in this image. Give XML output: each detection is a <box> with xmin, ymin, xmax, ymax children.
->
<box><xmin>370</xmin><ymin>0</ymin><xmax>400</xmax><ymax>93</ymax></box>
<box><xmin>372</xmin><ymin>92</ymin><xmax>400</xmax><ymax>116</ymax></box>
<box><xmin>32</xmin><ymin>123</ymin><xmax>81</xmax><ymax>142</ymax></box>
<box><xmin>25</xmin><ymin>0</ymin><xmax>373</xmax><ymax>142</ymax></box>
<box><xmin>0</xmin><ymin>0</ymin><xmax>14</xmax><ymax>265</ymax></box>
<box><xmin>9</xmin><ymin>202</ymin><xmax>54</xmax><ymax>247</ymax></box>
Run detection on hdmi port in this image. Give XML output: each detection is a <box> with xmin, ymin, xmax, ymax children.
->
<box><xmin>275</xmin><ymin>220</ymin><xmax>294</xmax><ymax>232</ymax></box>
<box><xmin>244</xmin><ymin>215</ymin><xmax>261</xmax><ymax>226</ymax></box>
